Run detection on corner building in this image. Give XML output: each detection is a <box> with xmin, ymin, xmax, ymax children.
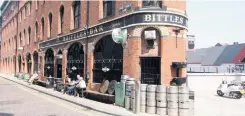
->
<box><xmin>0</xmin><ymin>1</ymin><xmax>188</xmax><ymax>91</ymax></box>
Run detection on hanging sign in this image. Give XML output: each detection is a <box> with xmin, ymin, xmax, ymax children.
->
<box><xmin>112</xmin><ymin>28</ymin><xmax>127</xmax><ymax>43</ymax></box>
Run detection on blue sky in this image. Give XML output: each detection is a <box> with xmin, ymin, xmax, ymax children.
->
<box><xmin>187</xmin><ymin>1</ymin><xmax>245</xmax><ymax>48</ymax></box>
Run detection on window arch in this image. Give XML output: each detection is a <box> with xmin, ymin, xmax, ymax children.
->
<box><xmin>48</xmin><ymin>13</ymin><xmax>52</xmax><ymax>37</ymax></box>
<box><xmin>59</xmin><ymin>5</ymin><xmax>64</xmax><ymax>33</ymax></box>
<box><xmin>73</xmin><ymin>1</ymin><xmax>80</xmax><ymax>29</ymax></box>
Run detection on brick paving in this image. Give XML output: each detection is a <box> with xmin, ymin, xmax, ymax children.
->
<box><xmin>0</xmin><ymin>73</ymin><xmax>154</xmax><ymax>116</ymax></box>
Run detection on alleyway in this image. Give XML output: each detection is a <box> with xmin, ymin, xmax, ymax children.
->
<box><xmin>0</xmin><ymin>77</ymin><xmax>92</xmax><ymax>116</ymax></box>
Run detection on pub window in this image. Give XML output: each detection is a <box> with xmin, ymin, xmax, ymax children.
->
<box><xmin>73</xmin><ymin>1</ymin><xmax>80</xmax><ymax>29</ymax></box>
<box><xmin>59</xmin><ymin>5</ymin><xmax>64</xmax><ymax>33</ymax></box>
<box><xmin>28</xmin><ymin>27</ymin><xmax>31</xmax><ymax>44</ymax></box>
<box><xmin>103</xmin><ymin>1</ymin><xmax>115</xmax><ymax>17</ymax></box>
<box><xmin>142</xmin><ymin>0</ymin><xmax>162</xmax><ymax>8</ymax></box>
<box><xmin>41</xmin><ymin>17</ymin><xmax>44</xmax><ymax>39</ymax></box>
<box><xmin>48</xmin><ymin>13</ymin><xmax>52</xmax><ymax>37</ymax></box>
<box><xmin>35</xmin><ymin>22</ymin><xmax>38</xmax><ymax>41</ymax></box>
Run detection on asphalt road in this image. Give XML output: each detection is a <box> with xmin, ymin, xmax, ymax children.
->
<box><xmin>0</xmin><ymin>77</ymin><xmax>91</xmax><ymax>116</ymax></box>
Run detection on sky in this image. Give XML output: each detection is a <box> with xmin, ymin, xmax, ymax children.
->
<box><xmin>1</xmin><ymin>1</ymin><xmax>245</xmax><ymax>49</ymax></box>
<box><xmin>187</xmin><ymin>1</ymin><xmax>245</xmax><ymax>48</ymax></box>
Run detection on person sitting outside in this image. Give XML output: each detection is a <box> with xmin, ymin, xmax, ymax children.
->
<box><xmin>63</xmin><ymin>75</ymin><xmax>71</xmax><ymax>94</ymax></box>
<box><xmin>28</xmin><ymin>71</ymin><xmax>40</xmax><ymax>85</ymax></box>
<box><xmin>75</xmin><ymin>75</ymin><xmax>87</xmax><ymax>97</ymax></box>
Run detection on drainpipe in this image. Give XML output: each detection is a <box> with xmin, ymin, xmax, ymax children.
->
<box><xmin>15</xmin><ymin>1</ymin><xmax>19</xmax><ymax>75</ymax></box>
<box><xmin>85</xmin><ymin>0</ymin><xmax>90</xmax><ymax>84</ymax></box>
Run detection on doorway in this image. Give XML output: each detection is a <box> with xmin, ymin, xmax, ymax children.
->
<box><xmin>56</xmin><ymin>50</ymin><xmax>62</xmax><ymax>78</ymax></box>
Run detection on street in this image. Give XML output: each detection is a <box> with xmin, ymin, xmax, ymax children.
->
<box><xmin>0</xmin><ymin>77</ymin><xmax>92</xmax><ymax>116</ymax></box>
<box><xmin>188</xmin><ymin>75</ymin><xmax>245</xmax><ymax>116</ymax></box>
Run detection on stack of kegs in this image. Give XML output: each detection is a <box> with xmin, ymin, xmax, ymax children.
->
<box><xmin>189</xmin><ymin>91</ymin><xmax>195</xmax><ymax>116</ymax></box>
<box><xmin>178</xmin><ymin>86</ymin><xmax>190</xmax><ymax>116</ymax></box>
<box><xmin>156</xmin><ymin>85</ymin><xmax>167</xmax><ymax>116</ymax></box>
<box><xmin>167</xmin><ymin>86</ymin><xmax>179</xmax><ymax>116</ymax></box>
<box><xmin>125</xmin><ymin>78</ymin><xmax>136</xmax><ymax>111</ymax></box>
<box><xmin>140</xmin><ymin>84</ymin><xmax>148</xmax><ymax>113</ymax></box>
<box><xmin>146</xmin><ymin>85</ymin><xmax>157</xmax><ymax>114</ymax></box>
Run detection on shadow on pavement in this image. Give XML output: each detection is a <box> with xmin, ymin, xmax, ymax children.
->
<box><xmin>214</xmin><ymin>95</ymin><xmax>243</xmax><ymax>99</ymax></box>
<box><xmin>0</xmin><ymin>112</ymin><xmax>14</xmax><ymax>116</ymax></box>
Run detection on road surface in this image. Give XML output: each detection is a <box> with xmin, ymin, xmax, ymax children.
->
<box><xmin>0</xmin><ymin>77</ymin><xmax>91</xmax><ymax>116</ymax></box>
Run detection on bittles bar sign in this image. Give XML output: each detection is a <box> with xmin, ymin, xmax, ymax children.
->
<box><xmin>39</xmin><ymin>11</ymin><xmax>188</xmax><ymax>48</ymax></box>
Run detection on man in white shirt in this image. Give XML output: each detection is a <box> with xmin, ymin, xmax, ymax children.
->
<box><xmin>28</xmin><ymin>71</ymin><xmax>40</xmax><ymax>84</ymax></box>
<box><xmin>75</xmin><ymin>75</ymin><xmax>87</xmax><ymax>97</ymax></box>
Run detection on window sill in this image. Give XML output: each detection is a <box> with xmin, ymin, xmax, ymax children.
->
<box><xmin>70</xmin><ymin>27</ymin><xmax>80</xmax><ymax>32</ymax></box>
<box><xmin>98</xmin><ymin>15</ymin><xmax>115</xmax><ymax>23</ymax></box>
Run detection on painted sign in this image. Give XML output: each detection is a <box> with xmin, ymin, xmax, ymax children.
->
<box><xmin>186</xmin><ymin>35</ymin><xmax>195</xmax><ymax>51</ymax></box>
<box><xmin>39</xmin><ymin>11</ymin><xmax>188</xmax><ymax>48</ymax></box>
<box><xmin>112</xmin><ymin>28</ymin><xmax>127</xmax><ymax>43</ymax></box>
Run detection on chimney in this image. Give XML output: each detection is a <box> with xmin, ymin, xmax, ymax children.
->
<box><xmin>233</xmin><ymin>42</ymin><xmax>238</xmax><ymax>45</ymax></box>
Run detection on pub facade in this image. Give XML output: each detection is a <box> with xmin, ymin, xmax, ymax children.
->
<box><xmin>0</xmin><ymin>1</ymin><xmax>188</xmax><ymax>91</ymax></box>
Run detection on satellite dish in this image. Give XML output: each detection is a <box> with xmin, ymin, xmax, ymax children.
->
<box><xmin>112</xmin><ymin>28</ymin><xmax>127</xmax><ymax>44</ymax></box>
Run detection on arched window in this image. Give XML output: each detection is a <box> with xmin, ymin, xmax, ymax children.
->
<box><xmin>67</xmin><ymin>42</ymin><xmax>84</xmax><ymax>80</ymax></box>
<box><xmin>35</xmin><ymin>22</ymin><xmax>38</xmax><ymax>41</ymax></box>
<box><xmin>24</xmin><ymin>29</ymin><xmax>26</xmax><ymax>45</ymax></box>
<box><xmin>48</xmin><ymin>13</ymin><xmax>52</xmax><ymax>37</ymax></box>
<box><xmin>59</xmin><ymin>5</ymin><xmax>64</xmax><ymax>33</ymax></box>
<box><xmin>33</xmin><ymin>51</ymin><xmax>38</xmax><ymax>73</ymax></box>
<box><xmin>41</xmin><ymin>17</ymin><xmax>44</xmax><ymax>39</ymax></box>
<box><xmin>45</xmin><ymin>48</ymin><xmax>54</xmax><ymax>77</ymax></box>
<box><xmin>73</xmin><ymin>1</ymin><xmax>80</xmax><ymax>29</ymax></box>
<box><xmin>28</xmin><ymin>27</ymin><xmax>31</xmax><ymax>44</ymax></box>
<box><xmin>19</xmin><ymin>33</ymin><xmax>22</xmax><ymax>46</ymax></box>
<box><xmin>93</xmin><ymin>35</ymin><xmax>123</xmax><ymax>83</ymax></box>
<box><xmin>103</xmin><ymin>1</ymin><xmax>115</xmax><ymax>17</ymax></box>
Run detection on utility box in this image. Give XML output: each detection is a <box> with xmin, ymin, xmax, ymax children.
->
<box><xmin>115</xmin><ymin>82</ymin><xmax>126</xmax><ymax>107</ymax></box>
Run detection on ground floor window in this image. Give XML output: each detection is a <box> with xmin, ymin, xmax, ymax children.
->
<box><xmin>93</xmin><ymin>35</ymin><xmax>123</xmax><ymax>83</ymax></box>
<box><xmin>44</xmin><ymin>49</ymin><xmax>54</xmax><ymax>77</ymax></box>
<box><xmin>67</xmin><ymin>42</ymin><xmax>84</xmax><ymax>80</ymax></box>
<box><xmin>33</xmin><ymin>51</ymin><xmax>38</xmax><ymax>73</ymax></box>
<box><xmin>140</xmin><ymin>57</ymin><xmax>160</xmax><ymax>85</ymax></box>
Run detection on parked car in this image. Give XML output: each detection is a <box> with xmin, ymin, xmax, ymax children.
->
<box><xmin>217</xmin><ymin>81</ymin><xmax>244</xmax><ymax>99</ymax></box>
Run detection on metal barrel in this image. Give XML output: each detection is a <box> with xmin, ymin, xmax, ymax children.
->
<box><xmin>168</xmin><ymin>101</ymin><xmax>178</xmax><ymax>109</ymax></box>
<box><xmin>140</xmin><ymin>84</ymin><xmax>148</xmax><ymax>92</ymax></box>
<box><xmin>167</xmin><ymin>108</ymin><xmax>178</xmax><ymax>116</ymax></box>
<box><xmin>125</xmin><ymin>95</ymin><xmax>131</xmax><ymax>110</ymax></box>
<box><xmin>179</xmin><ymin>109</ymin><xmax>190</xmax><ymax>116</ymax></box>
<box><xmin>146</xmin><ymin>106</ymin><xmax>156</xmax><ymax>114</ymax></box>
<box><xmin>157</xmin><ymin>100</ymin><xmax>167</xmax><ymax>107</ymax></box>
<box><xmin>157</xmin><ymin>107</ymin><xmax>167</xmax><ymax>116</ymax></box>
<box><xmin>121</xmin><ymin>75</ymin><xmax>129</xmax><ymax>83</ymax></box>
<box><xmin>140</xmin><ymin>84</ymin><xmax>147</xmax><ymax>113</ymax></box>
<box><xmin>156</xmin><ymin>85</ymin><xmax>167</xmax><ymax>101</ymax></box>
<box><xmin>140</xmin><ymin>105</ymin><xmax>146</xmax><ymax>113</ymax></box>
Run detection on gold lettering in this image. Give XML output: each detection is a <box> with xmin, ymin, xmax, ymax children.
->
<box><xmin>90</xmin><ymin>29</ymin><xmax>93</xmax><ymax>34</ymax></box>
<box><xmin>156</xmin><ymin>14</ymin><xmax>162</xmax><ymax>21</ymax></box>
<box><xmin>152</xmin><ymin>14</ymin><xmax>156</xmax><ymax>21</ymax></box>
<box><xmin>99</xmin><ymin>26</ymin><xmax>104</xmax><ymax>32</ymax></box>
<box><xmin>94</xmin><ymin>28</ymin><xmax>98</xmax><ymax>33</ymax></box>
<box><xmin>144</xmin><ymin>14</ymin><xmax>151</xmax><ymax>21</ymax></box>
<box><xmin>175</xmin><ymin>16</ymin><xmax>179</xmax><ymax>23</ymax></box>
<box><xmin>179</xmin><ymin>17</ymin><xmax>184</xmax><ymax>24</ymax></box>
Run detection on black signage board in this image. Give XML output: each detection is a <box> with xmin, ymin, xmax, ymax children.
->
<box><xmin>40</xmin><ymin>12</ymin><xmax>188</xmax><ymax>48</ymax></box>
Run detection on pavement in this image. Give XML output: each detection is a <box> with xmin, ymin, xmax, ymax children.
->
<box><xmin>188</xmin><ymin>75</ymin><xmax>245</xmax><ymax>116</ymax></box>
<box><xmin>0</xmin><ymin>73</ymin><xmax>154</xmax><ymax>116</ymax></box>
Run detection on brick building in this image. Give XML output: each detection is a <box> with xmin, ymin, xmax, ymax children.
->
<box><xmin>0</xmin><ymin>1</ymin><xmax>188</xmax><ymax>91</ymax></box>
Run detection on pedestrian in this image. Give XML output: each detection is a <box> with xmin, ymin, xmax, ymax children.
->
<box><xmin>28</xmin><ymin>71</ymin><xmax>40</xmax><ymax>85</ymax></box>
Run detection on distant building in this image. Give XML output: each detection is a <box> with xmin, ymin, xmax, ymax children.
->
<box><xmin>186</xmin><ymin>35</ymin><xmax>195</xmax><ymax>51</ymax></box>
<box><xmin>187</xmin><ymin>42</ymin><xmax>245</xmax><ymax>73</ymax></box>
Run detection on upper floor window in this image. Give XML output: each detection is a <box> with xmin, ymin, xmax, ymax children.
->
<box><xmin>28</xmin><ymin>27</ymin><xmax>31</xmax><ymax>44</ymax></box>
<box><xmin>41</xmin><ymin>17</ymin><xmax>45</xmax><ymax>39</ymax></box>
<box><xmin>24</xmin><ymin>29</ymin><xmax>26</xmax><ymax>45</ymax></box>
<box><xmin>19</xmin><ymin>33</ymin><xmax>22</xmax><ymax>46</ymax></box>
<box><xmin>35</xmin><ymin>22</ymin><xmax>38</xmax><ymax>41</ymax></box>
<box><xmin>25</xmin><ymin>6</ymin><xmax>28</xmax><ymax>16</ymax></box>
<box><xmin>73</xmin><ymin>1</ymin><xmax>80</xmax><ymax>29</ymax></box>
<box><xmin>59</xmin><ymin>5</ymin><xmax>64</xmax><ymax>33</ymax></box>
<box><xmin>48</xmin><ymin>13</ymin><xmax>52</xmax><ymax>37</ymax></box>
<box><xmin>142</xmin><ymin>0</ymin><xmax>162</xmax><ymax>8</ymax></box>
<box><xmin>103</xmin><ymin>1</ymin><xmax>115</xmax><ymax>17</ymax></box>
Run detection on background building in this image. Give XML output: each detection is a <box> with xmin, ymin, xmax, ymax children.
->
<box><xmin>187</xmin><ymin>42</ymin><xmax>245</xmax><ymax>73</ymax></box>
<box><xmin>0</xmin><ymin>1</ymin><xmax>188</xmax><ymax>91</ymax></box>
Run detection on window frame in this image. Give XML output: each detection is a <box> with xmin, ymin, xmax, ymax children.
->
<box><xmin>73</xmin><ymin>1</ymin><xmax>81</xmax><ymax>29</ymax></box>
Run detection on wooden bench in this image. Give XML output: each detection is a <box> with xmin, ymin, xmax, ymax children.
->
<box><xmin>85</xmin><ymin>90</ymin><xmax>115</xmax><ymax>104</ymax></box>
